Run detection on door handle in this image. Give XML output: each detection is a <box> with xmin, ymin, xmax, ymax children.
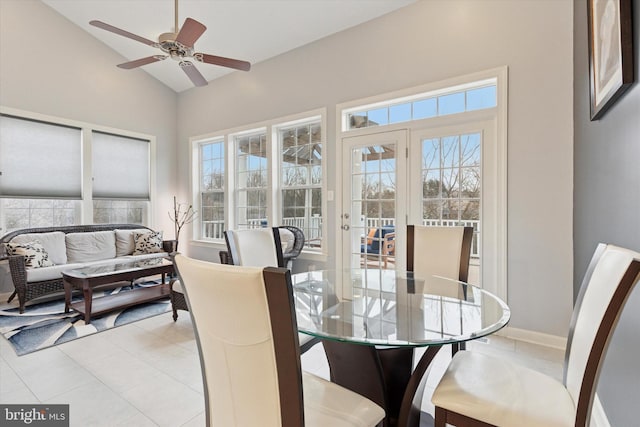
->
<box><xmin>341</xmin><ymin>225</ymin><xmax>350</xmax><ymax>231</ymax></box>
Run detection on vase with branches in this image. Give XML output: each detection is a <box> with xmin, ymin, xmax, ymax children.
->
<box><xmin>169</xmin><ymin>196</ymin><xmax>197</xmax><ymax>252</ymax></box>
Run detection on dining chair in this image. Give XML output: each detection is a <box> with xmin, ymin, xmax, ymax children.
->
<box><xmin>431</xmin><ymin>243</ymin><xmax>640</xmax><ymax>427</ymax></box>
<box><xmin>225</xmin><ymin>227</ymin><xmax>319</xmax><ymax>353</ymax></box>
<box><xmin>406</xmin><ymin>224</ymin><xmax>473</xmax><ymax>354</ymax></box>
<box><xmin>406</xmin><ymin>225</ymin><xmax>473</xmax><ymax>283</ymax></box>
<box><xmin>173</xmin><ymin>255</ymin><xmax>386</xmax><ymax>427</ymax></box>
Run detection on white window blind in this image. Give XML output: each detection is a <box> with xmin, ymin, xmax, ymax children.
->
<box><xmin>0</xmin><ymin>115</ymin><xmax>82</xmax><ymax>199</ymax></box>
<box><xmin>92</xmin><ymin>131</ymin><xmax>150</xmax><ymax>200</ymax></box>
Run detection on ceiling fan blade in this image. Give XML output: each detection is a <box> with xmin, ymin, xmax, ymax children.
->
<box><xmin>194</xmin><ymin>53</ymin><xmax>251</xmax><ymax>72</ymax></box>
<box><xmin>175</xmin><ymin>18</ymin><xmax>206</xmax><ymax>48</ymax></box>
<box><xmin>117</xmin><ymin>56</ymin><xmax>167</xmax><ymax>69</ymax></box>
<box><xmin>89</xmin><ymin>20</ymin><xmax>157</xmax><ymax>47</ymax></box>
<box><xmin>180</xmin><ymin>61</ymin><xmax>208</xmax><ymax>87</ymax></box>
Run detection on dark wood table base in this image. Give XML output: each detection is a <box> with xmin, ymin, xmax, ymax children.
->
<box><xmin>322</xmin><ymin>340</ymin><xmax>442</xmax><ymax>427</ymax></box>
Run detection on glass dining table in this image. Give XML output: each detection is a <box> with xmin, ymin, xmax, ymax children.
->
<box><xmin>291</xmin><ymin>269</ymin><xmax>510</xmax><ymax>427</ymax></box>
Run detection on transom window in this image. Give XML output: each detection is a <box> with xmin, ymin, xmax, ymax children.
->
<box><xmin>344</xmin><ymin>79</ymin><xmax>496</xmax><ymax>130</ymax></box>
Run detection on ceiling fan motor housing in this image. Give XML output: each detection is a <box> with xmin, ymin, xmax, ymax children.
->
<box><xmin>157</xmin><ymin>32</ymin><xmax>193</xmax><ymax>60</ymax></box>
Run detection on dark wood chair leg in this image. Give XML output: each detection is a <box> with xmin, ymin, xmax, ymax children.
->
<box><xmin>434</xmin><ymin>407</ymin><xmax>447</xmax><ymax>427</ymax></box>
<box><xmin>7</xmin><ymin>290</ymin><xmax>16</xmax><ymax>303</ymax></box>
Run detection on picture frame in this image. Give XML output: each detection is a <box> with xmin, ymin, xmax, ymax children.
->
<box><xmin>588</xmin><ymin>0</ymin><xmax>634</xmax><ymax>120</ymax></box>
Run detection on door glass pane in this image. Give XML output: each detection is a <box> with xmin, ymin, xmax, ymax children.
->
<box><xmin>350</xmin><ymin>144</ymin><xmax>396</xmax><ymax>270</ymax></box>
<box><xmin>421</xmin><ymin>133</ymin><xmax>481</xmax><ymax>284</ymax></box>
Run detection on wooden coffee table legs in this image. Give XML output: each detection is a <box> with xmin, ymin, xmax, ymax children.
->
<box><xmin>64</xmin><ymin>278</ymin><xmax>93</xmax><ymax>324</ymax></box>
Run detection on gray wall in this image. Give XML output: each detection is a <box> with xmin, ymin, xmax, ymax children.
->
<box><xmin>0</xmin><ymin>0</ymin><xmax>179</xmax><ymax>294</ymax></box>
<box><xmin>573</xmin><ymin>0</ymin><xmax>640</xmax><ymax>424</ymax></box>
<box><xmin>0</xmin><ymin>0</ymin><xmax>178</xmax><ymax>236</ymax></box>
<box><xmin>178</xmin><ymin>0</ymin><xmax>575</xmax><ymax>337</ymax></box>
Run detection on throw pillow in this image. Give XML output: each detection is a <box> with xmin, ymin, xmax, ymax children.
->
<box><xmin>133</xmin><ymin>231</ymin><xmax>164</xmax><ymax>255</ymax></box>
<box><xmin>4</xmin><ymin>241</ymin><xmax>54</xmax><ymax>268</ymax></box>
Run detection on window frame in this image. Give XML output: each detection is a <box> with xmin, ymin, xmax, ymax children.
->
<box><xmin>190</xmin><ymin>108</ymin><xmax>327</xmax><ymax>254</ymax></box>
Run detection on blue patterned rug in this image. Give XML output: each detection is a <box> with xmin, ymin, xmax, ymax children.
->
<box><xmin>0</xmin><ymin>281</ymin><xmax>171</xmax><ymax>356</ymax></box>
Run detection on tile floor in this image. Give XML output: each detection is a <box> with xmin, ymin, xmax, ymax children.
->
<box><xmin>0</xmin><ymin>311</ymin><xmax>565</xmax><ymax>427</ymax></box>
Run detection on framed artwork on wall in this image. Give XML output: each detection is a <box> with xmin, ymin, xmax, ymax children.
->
<box><xmin>588</xmin><ymin>0</ymin><xmax>634</xmax><ymax>120</ymax></box>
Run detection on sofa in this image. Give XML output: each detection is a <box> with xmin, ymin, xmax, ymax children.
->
<box><xmin>0</xmin><ymin>224</ymin><xmax>175</xmax><ymax>313</ymax></box>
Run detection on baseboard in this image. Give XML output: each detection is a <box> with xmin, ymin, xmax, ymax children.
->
<box><xmin>497</xmin><ymin>326</ymin><xmax>567</xmax><ymax>350</ymax></box>
<box><xmin>591</xmin><ymin>394</ymin><xmax>611</xmax><ymax>427</ymax></box>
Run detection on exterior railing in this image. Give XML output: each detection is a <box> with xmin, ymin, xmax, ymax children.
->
<box><xmin>202</xmin><ymin>216</ymin><xmax>478</xmax><ymax>257</ymax></box>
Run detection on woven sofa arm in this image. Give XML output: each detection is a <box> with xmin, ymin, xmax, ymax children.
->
<box><xmin>7</xmin><ymin>255</ymin><xmax>28</xmax><ymax>296</ymax></box>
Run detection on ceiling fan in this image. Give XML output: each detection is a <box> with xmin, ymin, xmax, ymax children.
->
<box><xmin>89</xmin><ymin>0</ymin><xmax>251</xmax><ymax>87</ymax></box>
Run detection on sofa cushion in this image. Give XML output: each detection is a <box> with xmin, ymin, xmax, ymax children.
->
<box><xmin>133</xmin><ymin>231</ymin><xmax>164</xmax><ymax>255</ymax></box>
<box><xmin>5</xmin><ymin>241</ymin><xmax>54</xmax><ymax>268</ymax></box>
<box><xmin>115</xmin><ymin>228</ymin><xmax>150</xmax><ymax>257</ymax></box>
<box><xmin>10</xmin><ymin>232</ymin><xmax>67</xmax><ymax>265</ymax></box>
<box><xmin>66</xmin><ymin>231</ymin><xmax>116</xmax><ymax>263</ymax></box>
<box><xmin>26</xmin><ymin>263</ymin><xmax>85</xmax><ymax>282</ymax></box>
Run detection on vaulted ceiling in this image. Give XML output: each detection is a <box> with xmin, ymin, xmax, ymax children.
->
<box><xmin>42</xmin><ymin>0</ymin><xmax>415</xmax><ymax>92</ymax></box>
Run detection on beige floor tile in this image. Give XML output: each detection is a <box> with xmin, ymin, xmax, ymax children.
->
<box><xmin>80</xmin><ymin>350</ymin><xmax>166</xmax><ymax>394</ymax></box>
<box><xmin>180</xmin><ymin>411</ymin><xmax>206</xmax><ymax>427</ymax></box>
<box><xmin>0</xmin><ymin>359</ymin><xmax>40</xmax><ymax>403</ymax></box>
<box><xmin>121</xmin><ymin>372</ymin><xmax>204</xmax><ymax>427</ymax></box>
<box><xmin>3</xmin><ymin>347</ymin><xmax>96</xmax><ymax>401</ymax></box>
<box><xmin>45</xmin><ymin>378</ymin><xmax>146</xmax><ymax>427</ymax></box>
<box><xmin>1</xmin><ymin>305</ymin><xmax>568</xmax><ymax>425</ymax></box>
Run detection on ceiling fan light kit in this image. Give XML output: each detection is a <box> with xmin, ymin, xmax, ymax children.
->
<box><xmin>89</xmin><ymin>0</ymin><xmax>250</xmax><ymax>88</ymax></box>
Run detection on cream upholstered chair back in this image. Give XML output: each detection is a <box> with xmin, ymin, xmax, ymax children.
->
<box><xmin>225</xmin><ymin>227</ymin><xmax>320</xmax><ymax>354</ymax></box>
<box><xmin>173</xmin><ymin>255</ymin><xmax>303</xmax><ymax>426</ymax></box>
<box><xmin>174</xmin><ymin>255</ymin><xmax>385</xmax><ymax>427</ymax></box>
<box><xmin>406</xmin><ymin>225</ymin><xmax>473</xmax><ymax>282</ymax></box>
<box><xmin>225</xmin><ymin>228</ymin><xmax>284</xmax><ymax>268</ymax></box>
<box><xmin>564</xmin><ymin>244</ymin><xmax>640</xmax><ymax>422</ymax></box>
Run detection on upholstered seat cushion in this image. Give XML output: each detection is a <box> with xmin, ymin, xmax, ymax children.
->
<box><xmin>431</xmin><ymin>351</ymin><xmax>575</xmax><ymax>427</ymax></box>
<box><xmin>25</xmin><ymin>263</ymin><xmax>85</xmax><ymax>282</ymax></box>
<box><xmin>302</xmin><ymin>372</ymin><xmax>385</xmax><ymax>427</ymax></box>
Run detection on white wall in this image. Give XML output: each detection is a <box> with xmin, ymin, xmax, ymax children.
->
<box><xmin>177</xmin><ymin>0</ymin><xmax>574</xmax><ymax>337</ymax></box>
<box><xmin>0</xmin><ymin>0</ymin><xmax>178</xmax><ymax>235</ymax></box>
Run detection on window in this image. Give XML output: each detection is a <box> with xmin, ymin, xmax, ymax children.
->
<box><xmin>191</xmin><ymin>110</ymin><xmax>325</xmax><ymax>251</ymax></box>
<box><xmin>0</xmin><ymin>110</ymin><xmax>155</xmax><ymax>233</ymax></box>
<box><xmin>91</xmin><ymin>131</ymin><xmax>150</xmax><ymax>224</ymax></box>
<box><xmin>234</xmin><ymin>130</ymin><xmax>267</xmax><ymax>229</ymax></box>
<box><xmin>0</xmin><ymin>115</ymin><xmax>82</xmax><ymax>199</ymax></box>
<box><xmin>199</xmin><ymin>139</ymin><xmax>225</xmax><ymax>239</ymax></box>
<box><xmin>278</xmin><ymin>120</ymin><xmax>322</xmax><ymax>248</ymax></box>
<box><xmin>345</xmin><ymin>79</ymin><xmax>497</xmax><ymax>130</ymax></box>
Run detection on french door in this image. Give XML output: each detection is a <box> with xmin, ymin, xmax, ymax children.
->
<box><xmin>339</xmin><ymin>119</ymin><xmax>500</xmax><ymax>296</ymax></box>
<box><xmin>340</xmin><ymin>130</ymin><xmax>408</xmax><ymax>276</ymax></box>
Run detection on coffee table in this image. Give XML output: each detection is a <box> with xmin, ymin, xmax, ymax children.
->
<box><xmin>63</xmin><ymin>257</ymin><xmax>174</xmax><ymax>324</ymax></box>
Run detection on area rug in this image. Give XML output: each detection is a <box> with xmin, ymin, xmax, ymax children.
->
<box><xmin>0</xmin><ymin>280</ymin><xmax>171</xmax><ymax>356</ymax></box>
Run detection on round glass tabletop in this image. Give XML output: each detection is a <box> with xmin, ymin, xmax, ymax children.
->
<box><xmin>292</xmin><ymin>269</ymin><xmax>510</xmax><ymax>347</ymax></box>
